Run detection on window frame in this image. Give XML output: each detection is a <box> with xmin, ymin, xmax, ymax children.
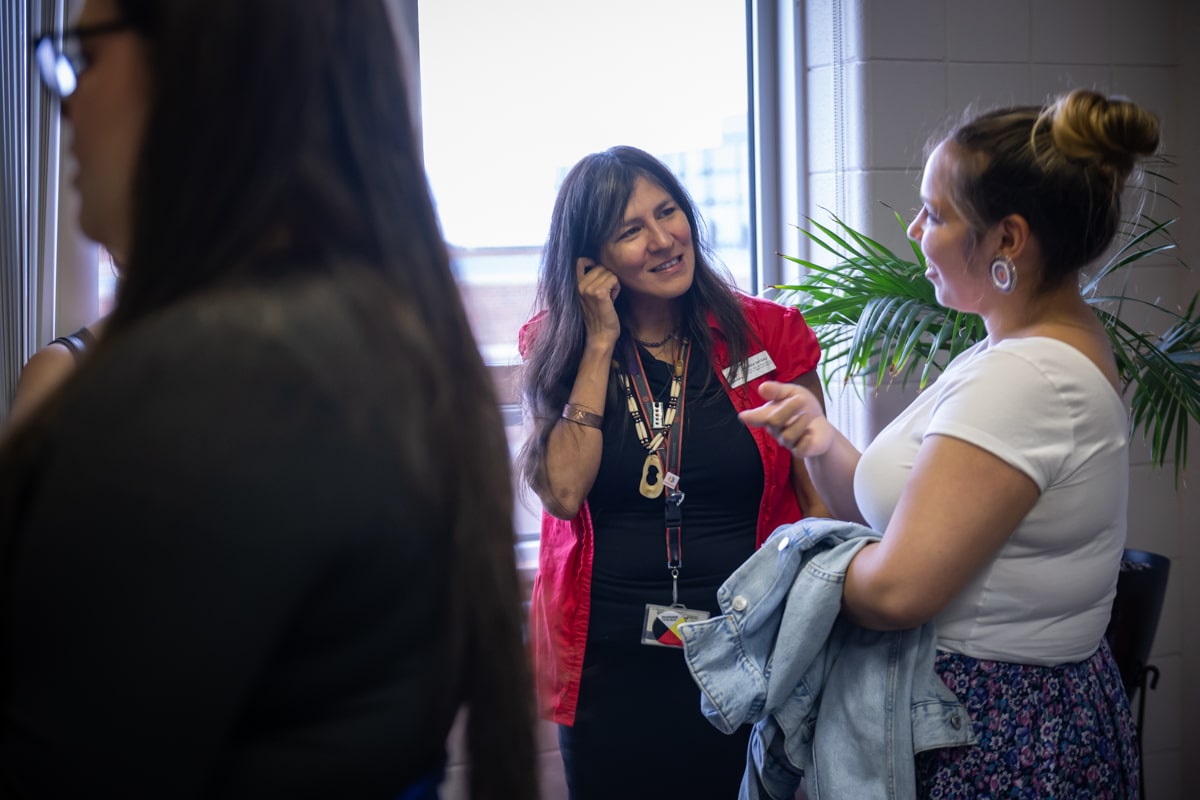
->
<box><xmin>403</xmin><ymin>0</ymin><xmax>791</xmax><ymax>365</ymax></box>
<box><xmin>404</xmin><ymin>0</ymin><xmax>796</xmax><ymax>541</ymax></box>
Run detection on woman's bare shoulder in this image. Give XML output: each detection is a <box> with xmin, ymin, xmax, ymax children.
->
<box><xmin>9</xmin><ymin>343</ymin><xmax>79</xmax><ymax>424</ymax></box>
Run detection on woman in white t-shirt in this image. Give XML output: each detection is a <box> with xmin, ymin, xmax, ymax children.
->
<box><xmin>741</xmin><ymin>88</ymin><xmax>1156</xmax><ymax>797</ymax></box>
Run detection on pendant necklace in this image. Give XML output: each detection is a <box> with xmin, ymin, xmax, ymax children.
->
<box><xmin>615</xmin><ymin>336</ymin><xmax>690</xmax><ymax>499</ymax></box>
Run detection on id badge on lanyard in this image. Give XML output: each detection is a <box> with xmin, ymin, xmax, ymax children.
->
<box><xmin>642</xmin><ymin>603</ymin><xmax>710</xmax><ymax>648</ymax></box>
<box><xmin>640</xmin><ymin>486</ymin><xmax>709</xmax><ymax>647</ymax></box>
<box><xmin>620</xmin><ymin>338</ymin><xmax>711</xmax><ymax>648</ymax></box>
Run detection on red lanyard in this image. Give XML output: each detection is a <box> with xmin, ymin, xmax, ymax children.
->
<box><xmin>625</xmin><ymin>338</ymin><xmax>690</xmax><ymax>601</ymax></box>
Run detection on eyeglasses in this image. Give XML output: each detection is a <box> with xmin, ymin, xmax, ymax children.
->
<box><xmin>32</xmin><ymin>19</ymin><xmax>136</xmax><ymax>99</ymax></box>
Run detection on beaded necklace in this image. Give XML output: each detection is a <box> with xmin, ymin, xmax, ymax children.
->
<box><xmin>633</xmin><ymin>330</ymin><xmax>677</xmax><ymax>349</ymax></box>
<box><xmin>614</xmin><ymin>336</ymin><xmax>690</xmax><ymax>498</ymax></box>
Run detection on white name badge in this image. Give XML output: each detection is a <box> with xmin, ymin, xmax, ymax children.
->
<box><xmin>724</xmin><ymin>351</ymin><xmax>777</xmax><ymax>388</ymax></box>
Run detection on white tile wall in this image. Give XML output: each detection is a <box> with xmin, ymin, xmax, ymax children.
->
<box><xmin>1031</xmin><ymin>0</ymin><xmax>1113</xmax><ymax>64</ymax></box>
<box><xmin>859</xmin><ymin>0</ymin><xmax>947</xmax><ymax>61</ymax></box>
<box><xmin>1145</xmin><ymin>748</ymin><xmax>1183</xmax><ymax>800</ymax></box>
<box><xmin>803</xmin><ymin>172</ymin><xmax>839</xmax><ymax>233</ymax></box>
<box><xmin>1140</xmin><ymin>652</ymin><xmax>1183</xmax><ymax>755</ymax></box>
<box><xmin>946</xmin><ymin>0</ymin><xmax>1032</xmax><ymax>63</ymax></box>
<box><xmin>1147</xmin><ymin>555</ymin><xmax>1183</xmax><ymax>655</ymax></box>
<box><xmin>947</xmin><ymin>63</ymin><xmax>1033</xmax><ymax>113</ymax></box>
<box><xmin>852</xmin><ymin>169</ymin><xmax>923</xmax><ymax>251</ymax></box>
<box><xmin>1030</xmin><ymin>63</ymin><xmax>1112</xmax><ymax>100</ymax></box>
<box><xmin>1127</xmin><ymin>465</ymin><xmax>1183</xmax><ymax>558</ymax></box>
<box><xmin>805</xmin><ymin>0</ymin><xmax>836</xmax><ymax>69</ymax></box>
<box><xmin>834</xmin><ymin>64</ymin><xmax>871</xmax><ymax>169</ymax></box>
<box><xmin>857</xmin><ymin>61</ymin><xmax>948</xmax><ymax>169</ymax></box>
<box><xmin>793</xmin><ymin>175</ymin><xmax>877</xmax><ymax>286</ymax></box>
<box><xmin>836</xmin><ymin>0</ymin><xmax>868</xmax><ymax>62</ymax></box>
<box><xmin>1112</xmin><ymin>0</ymin><xmax>1179</xmax><ymax>64</ymax></box>
<box><xmin>1091</xmin><ymin>262</ymin><xmax>1193</xmax><ymax>333</ymax></box>
<box><xmin>864</xmin><ymin>377</ymin><xmax>922</xmax><ymax>439</ymax></box>
<box><xmin>804</xmin><ymin>2</ymin><xmax>1199</xmax><ymax>796</ymax></box>
<box><xmin>1124</xmin><ymin>419</ymin><xmax>1154</xmax><ymax>467</ymax></box>
<box><xmin>804</xmin><ymin>66</ymin><xmax>837</xmax><ymax>174</ymax></box>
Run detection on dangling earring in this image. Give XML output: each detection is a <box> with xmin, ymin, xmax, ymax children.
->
<box><xmin>990</xmin><ymin>254</ymin><xmax>1017</xmax><ymax>294</ymax></box>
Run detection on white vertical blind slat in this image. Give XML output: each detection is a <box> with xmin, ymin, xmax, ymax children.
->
<box><xmin>0</xmin><ymin>0</ymin><xmax>64</xmax><ymax>422</ymax></box>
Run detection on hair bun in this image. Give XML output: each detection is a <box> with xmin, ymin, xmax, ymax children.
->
<box><xmin>1048</xmin><ymin>89</ymin><xmax>1160</xmax><ymax>181</ymax></box>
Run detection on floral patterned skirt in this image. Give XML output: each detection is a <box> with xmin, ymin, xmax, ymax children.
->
<box><xmin>915</xmin><ymin>639</ymin><xmax>1140</xmax><ymax>799</ymax></box>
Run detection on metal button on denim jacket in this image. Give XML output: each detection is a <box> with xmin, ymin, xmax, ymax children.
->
<box><xmin>679</xmin><ymin>518</ymin><xmax>976</xmax><ymax>800</ymax></box>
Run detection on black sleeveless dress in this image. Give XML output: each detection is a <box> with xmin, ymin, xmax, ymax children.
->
<box><xmin>558</xmin><ymin>344</ymin><xmax>763</xmax><ymax>799</ymax></box>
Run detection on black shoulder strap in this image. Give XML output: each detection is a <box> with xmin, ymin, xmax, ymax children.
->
<box><xmin>48</xmin><ymin>326</ymin><xmax>96</xmax><ymax>363</ymax></box>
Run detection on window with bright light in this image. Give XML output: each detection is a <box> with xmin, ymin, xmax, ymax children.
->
<box><xmin>98</xmin><ymin>249</ymin><xmax>117</xmax><ymax>316</ymax></box>
<box><xmin>416</xmin><ymin>1</ymin><xmax>753</xmax><ymax>546</ymax></box>
<box><xmin>417</xmin><ymin>1</ymin><xmax>753</xmax><ymax>369</ymax></box>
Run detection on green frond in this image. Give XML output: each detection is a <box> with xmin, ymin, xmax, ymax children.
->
<box><xmin>1080</xmin><ymin>216</ymin><xmax>1178</xmax><ymax>293</ymax></box>
<box><xmin>775</xmin><ymin>209</ymin><xmax>1200</xmax><ymax>484</ymax></box>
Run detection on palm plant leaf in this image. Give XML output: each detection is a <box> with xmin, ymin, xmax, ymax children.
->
<box><xmin>774</xmin><ymin>211</ymin><xmax>1199</xmax><ymax>484</ymax></box>
<box><xmin>1081</xmin><ymin>216</ymin><xmax>1178</xmax><ymax>293</ymax></box>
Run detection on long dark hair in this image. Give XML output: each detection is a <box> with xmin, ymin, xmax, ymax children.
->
<box><xmin>2</xmin><ymin>1</ymin><xmax>536</xmax><ymax>796</ymax></box>
<box><xmin>516</xmin><ymin>145</ymin><xmax>754</xmax><ymax>497</ymax></box>
<box><xmin>937</xmin><ymin>89</ymin><xmax>1160</xmax><ymax>290</ymax></box>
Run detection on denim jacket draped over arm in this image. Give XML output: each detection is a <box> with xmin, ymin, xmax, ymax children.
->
<box><xmin>679</xmin><ymin>518</ymin><xmax>976</xmax><ymax>800</ymax></box>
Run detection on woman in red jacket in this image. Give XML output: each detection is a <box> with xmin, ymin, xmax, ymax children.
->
<box><xmin>517</xmin><ymin>145</ymin><xmax>826</xmax><ymax>799</ymax></box>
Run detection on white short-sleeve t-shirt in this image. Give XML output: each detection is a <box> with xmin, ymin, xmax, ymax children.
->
<box><xmin>853</xmin><ymin>337</ymin><xmax>1129</xmax><ymax>665</ymax></box>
